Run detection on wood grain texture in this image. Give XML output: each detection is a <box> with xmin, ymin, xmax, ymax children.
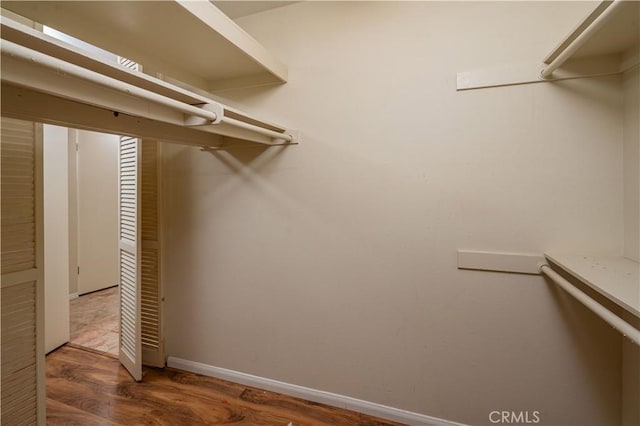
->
<box><xmin>47</xmin><ymin>345</ymin><xmax>404</xmax><ymax>426</ymax></box>
<box><xmin>1</xmin><ymin>117</ymin><xmax>36</xmax><ymax>275</ymax></box>
<box><xmin>1</xmin><ymin>281</ymin><xmax>38</xmax><ymax>424</ymax></box>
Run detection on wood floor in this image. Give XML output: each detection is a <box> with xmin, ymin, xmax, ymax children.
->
<box><xmin>70</xmin><ymin>287</ymin><xmax>119</xmax><ymax>355</ymax></box>
<box><xmin>46</xmin><ymin>345</ymin><xmax>404</xmax><ymax>426</ymax></box>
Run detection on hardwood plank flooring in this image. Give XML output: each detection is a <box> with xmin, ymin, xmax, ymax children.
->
<box><xmin>47</xmin><ymin>345</ymin><xmax>405</xmax><ymax>426</ymax></box>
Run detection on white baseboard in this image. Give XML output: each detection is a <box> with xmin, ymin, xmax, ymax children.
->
<box><xmin>69</xmin><ymin>292</ymin><xmax>79</xmax><ymax>300</ymax></box>
<box><xmin>167</xmin><ymin>356</ymin><xmax>466</xmax><ymax>426</ymax></box>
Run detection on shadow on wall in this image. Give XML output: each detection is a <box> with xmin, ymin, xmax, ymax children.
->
<box><xmin>202</xmin><ymin>143</ymin><xmax>289</xmax><ymax>176</ymax></box>
<box><xmin>547</xmin><ymin>74</ymin><xmax>622</xmax><ymax>111</ymax></box>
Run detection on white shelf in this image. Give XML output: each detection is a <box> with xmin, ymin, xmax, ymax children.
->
<box><xmin>543</xmin><ymin>0</ymin><xmax>639</xmax><ymax>64</ymax></box>
<box><xmin>457</xmin><ymin>1</ymin><xmax>639</xmax><ymax>91</ymax></box>
<box><xmin>1</xmin><ymin>1</ymin><xmax>288</xmax><ymax>91</ymax></box>
<box><xmin>545</xmin><ymin>253</ymin><xmax>640</xmax><ymax>318</ymax></box>
<box><xmin>1</xmin><ymin>15</ymin><xmax>296</xmax><ymax>148</ymax></box>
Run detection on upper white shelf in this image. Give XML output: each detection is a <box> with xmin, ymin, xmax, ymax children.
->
<box><xmin>1</xmin><ymin>1</ymin><xmax>288</xmax><ymax>91</ymax></box>
<box><xmin>457</xmin><ymin>0</ymin><xmax>639</xmax><ymax>91</ymax></box>
<box><xmin>543</xmin><ymin>0</ymin><xmax>639</xmax><ymax>65</ymax></box>
<box><xmin>545</xmin><ymin>253</ymin><xmax>640</xmax><ymax>318</ymax></box>
<box><xmin>1</xmin><ymin>15</ymin><xmax>296</xmax><ymax>148</ymax></box>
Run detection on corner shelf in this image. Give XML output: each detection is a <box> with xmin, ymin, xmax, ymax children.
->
<box><xmin>545</xmin><ymin>253</ymin><xmax>640</xmax><ymax>319</ymax></box>
<box><xmin>543</xmin><ymin>0</ymin><xmax>639</xmax><ymax>65</ymax></box>
<box><xmin>1</xmin><ymin>0</ymin><xmax>288</xmax><ymax>91</ymax></box>
<box><xmin>457</xmin><ymin>0</ymin><xmax>639</xmax><ymax>91</ymax></box>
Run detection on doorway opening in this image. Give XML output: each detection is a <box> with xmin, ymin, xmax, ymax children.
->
<box><xmin>42</xmin><ymin>119</ymin><xmax>164</xmax><ymax>381</ymax></box>
<box><xmin>43</xmin><ymin>125</ymin><xmax>120</xmax><ymax>357</ymax></box>
<box><xmin>70</xmin><ymin>128</ymin><xmax>120</xmax><ymax>355</ymax></box>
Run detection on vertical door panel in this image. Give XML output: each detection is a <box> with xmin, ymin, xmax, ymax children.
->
<box><xmin>1</xmin><ymin>117</ymin><xmax>45</xmax><ymax>425</ymax></box>
<box><xmin>141</xmin><ymin>140</ymin><xmax>164</xmax><ymax>367</ymax></box>
<box><xmin>43</xmin><ymin>125</ymin><xmax>70</xmax><ymax>353</ymax></box>
<box><xmin>116</xmin><ymin>56</ymin><xmax>163</xmax><ymax>368</ymax></box>
<box><xmin>118</xmin><ymin>135</ymin><xmax>141</xmax><ymax>381</ymax></box>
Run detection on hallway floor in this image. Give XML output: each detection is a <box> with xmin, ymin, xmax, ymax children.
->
<box><xmin>69</xmin><ymin>287</ymin><xmax>119</xmax><ymax>356</ymax></box>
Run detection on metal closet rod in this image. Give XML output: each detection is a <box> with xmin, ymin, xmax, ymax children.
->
<box><xmin>1</xmin><ymin>40</ymin><xmax>293</xmax><ymax>143</ymax></box>
<box><xmin>541</xmin><ymin>0</ymin><xmax>626</xmax><ymax>79</ymax></box>
<box><xmin>539</xmin><ymin>264</ymin><xmax>640</xmax><ymax>346</ymax></box>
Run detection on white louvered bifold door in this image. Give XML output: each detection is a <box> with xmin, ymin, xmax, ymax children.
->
<box><xmin>118</xmin><ymin>135</ymin><xmax>142</xmax><ymax>381</ymax></box>
<box><xmin>117</xmin><ymin>57</ymin><xmax>163</xmax><ymax>369</ymax></box>
<box><xmin>1</xmin><ymin>118</ymin><xmax>45</xmax><ymax>425</ymax></box>
<box><xmin>140</xmin><ymin>140</ymin><xmax>164</xmax><ymax>367</ymax></box>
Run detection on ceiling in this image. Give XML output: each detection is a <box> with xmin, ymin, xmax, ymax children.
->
<box><xmin>212</xmin><ymin>1</ymin><xmax>298</xmax><ymax>19</ymax></box>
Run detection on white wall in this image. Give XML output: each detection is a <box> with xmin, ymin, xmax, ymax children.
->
<box><xmin>162</xmin><ymin>2</ymin><xmax>624</xmax><ymax>425</ymax></box>
<box><xmin>77</xmin><ymin>130</ymin><xmax>119</xmax><ymax>294</ymax></box>
<box><xmin>43</xmin><ymin>125</ymin><xmax>70</xmax><ymax>353</ymax></box>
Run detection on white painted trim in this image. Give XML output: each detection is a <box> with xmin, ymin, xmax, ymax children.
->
<box><xmin>167</xmin><ymin>357</ymin><xmax>467</xmax><ymax>426</ymax></box>
<box><xmin>69</xmin><ymin>292</ymin><xmax>79</xmax><ymax>300</ymax></box>
<box><xmin>457</xmin><ymin>250</ymin><xmax>545</xmax><ymax>275</ymax></box>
